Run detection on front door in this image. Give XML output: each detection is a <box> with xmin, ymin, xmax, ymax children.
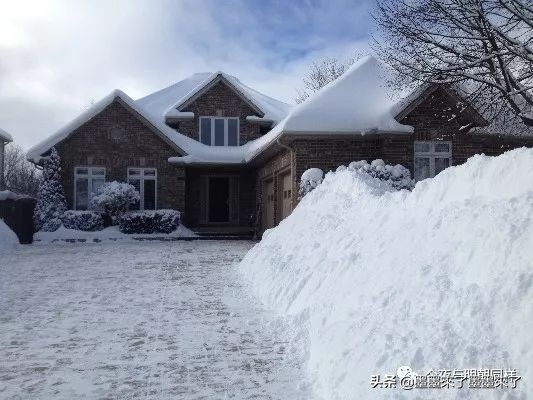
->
<box><xmin>208</xmin><ymin>177</ymin><xmax>230</xmax><ymax>222</ymax></box>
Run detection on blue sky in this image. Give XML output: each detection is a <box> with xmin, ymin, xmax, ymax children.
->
<box><xmin>0</xmin><ymin>0</ymin><xmax>375</xmax><ymax>149</ymax></box>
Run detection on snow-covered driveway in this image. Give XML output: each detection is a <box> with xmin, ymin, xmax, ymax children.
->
<box><xmin>0</xmin><ymin>241</ymin><xmax>311</xmax><ymax>399</ymax></box>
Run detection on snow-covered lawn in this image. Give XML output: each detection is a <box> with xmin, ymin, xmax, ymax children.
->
<box><xmin>0</xmin><ymin>241</ymin><xmax>311</xmax><ymax>399</ymax></box>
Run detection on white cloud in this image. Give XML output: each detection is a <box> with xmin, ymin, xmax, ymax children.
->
<box><xmin>0</xmin><ymin>0</ymin><xmax>373</xmax><ymax>149</ymax></box>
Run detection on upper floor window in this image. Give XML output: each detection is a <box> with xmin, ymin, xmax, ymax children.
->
<box><xmin>414</xmin><ymin>141</ymin><xmax>452</xmax><ymax>181</ymax></box>
<box><xmin>199</xmin><ymin>117</ymin><xmax>239</xmax><ymax>146</ymax></box>
<box><xmin>74</xmin><ymin>167</ymin><xmax>105</xmax><ymax>210</ymax></box>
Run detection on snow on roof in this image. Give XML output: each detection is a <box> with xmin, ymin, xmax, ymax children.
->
<box><xmin>137</xmin><ymin>71</ymin><xmax>292</xmax><ymax>125</ymax></box>
<box><xmin>136</xmin><ymin>73</ymin><xmax>212</xmax><ymax>118</ymax></box>
<box><xmin>29</xmin><ymin>58</ymin><xmax>413</xmax><ymax>167</ymax></box>
<box><xmin>0</xmin><ymin>127</ymin><xmax>13</xmax><ymax>143</ymax></box>
<box><xmin>273</xmin><ymin>56</ymin><xmax>413</xmax><ymax>134</ymax></box>
<box><xmin>26</xmin><ymin>89</ymin><xmax>245</xmax><ymax>164</ymax></box>
<box><xmin>211</xmin><ymin>56</ymin><xmax>412</xmax><ymax>166</ymax></box>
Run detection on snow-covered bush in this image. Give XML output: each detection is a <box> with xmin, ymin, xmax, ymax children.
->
<box><xmin>33</xmin><ymin>148</ymin><xmax>67</xmax><ymax>232</ymax></box>
<box><xmin>61</xmin><ymin>210</ymin><xmax>104</xmax><ymax>232</ymax></box>
<box><xmin>298</xmin><ymin>168</ymin><xmax>324</xmax><ymax>199</ymax></box>
<box><xmin>89</xmin><ymin>181</ymin><xmax>139</xmax><ymax>223</ymax></box>
<box><xmin>118</xmin><ymin>210</ymin><xmax>180</xmax><ymax>234</ymax></box>
<box><xmin>348</xmin><ymin>159</ymin><xmax>414</xmax><ymax>190</ymax></box>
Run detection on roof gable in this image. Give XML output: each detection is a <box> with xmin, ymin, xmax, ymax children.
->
<box><xmin>136</xmin><ymin>71</ymin><xmax>291</xmax><ymax>125</ymax></box>
<box><xmin>394</xmin><ymin>84</ymin><xmax>488</xmax><ymax>128</ymax></box>
<box><xmin>177</xmin><ymin>74</ymin><xmax>264</xmax><ymax>117</ymax></box>
<box><xmin>27</xmin><ymin>90</ymin><xmax>190</xmax><ymax>162</ymax></box>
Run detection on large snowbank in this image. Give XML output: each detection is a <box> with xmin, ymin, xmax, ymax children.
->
<box><xmin>239</xmin><ymin>148</ymin><xmax>533</xmax><ymax>400</ymax></box>
<box><xmin>0</xmin><ymin>220</ymin><xmax>18</xmax><ymax>251</ymax></box>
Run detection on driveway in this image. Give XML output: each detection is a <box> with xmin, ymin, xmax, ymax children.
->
<box><xmin>0</xmin><ymin>241</ymin><xmax>311</xmax><ymax>399</ymax></box>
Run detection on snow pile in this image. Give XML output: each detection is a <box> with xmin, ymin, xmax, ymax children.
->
<box><xmin>240</xmin><ymin>148</ymin><xmax>533</xmax><ymax>400</ymax></box>
<box><xmin>298</xmin><ymin>168</ymin><xmax>324</xmax><ymax>199</ymax></box>
<box><xmin>0</xmin><ymin>219</ymin><xmax>18</xmax><ymax>251</ymax></box>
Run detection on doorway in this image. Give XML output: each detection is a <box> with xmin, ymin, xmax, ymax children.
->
<box><xmin>208</xmin><ymin>177</ymin><xmax>230</xmax><ymax>223</ymax></box>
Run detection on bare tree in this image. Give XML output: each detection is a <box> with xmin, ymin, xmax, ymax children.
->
<box><xmin>2</xmin><ymin>144</ymin><xmax>41</xmax><ymax>196</ymax></box>
<box><xmin>373</xmin><ymin>0</ymin><xmax>533</xmax><ymax>126</ymax></box>
<box><xmin>295</xmin><ymin>56</ymin><xmax>363</xmax><ymax>103</ymax></box>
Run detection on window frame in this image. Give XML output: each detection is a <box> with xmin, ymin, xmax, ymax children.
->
<box><xmin>127</xmin><ymin>167</ymin><xmax>158</xmax><ymax>210</ymax></box>
<box><xmin>414</xmin><ymin>141</ymin><xmax>452</xmax><ymax>181</ymax></box>
<box><xmin>198</xmin><ymin>116</ymin><xmax>240</xmax><ymax>147</ymax></box>
<box><xmin>73</xmin><ymin>166</ymin><xmax>106</xmax><ymax>210</ymax></box>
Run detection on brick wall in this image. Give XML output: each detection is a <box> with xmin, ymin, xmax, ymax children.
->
<box><xmin>398</xmin><ymin>86</ymin><xmax>533</xmax><ymax>168</ymax></box>
<box><xmin>55</xmin><ymin>99</ymin><xmax>186</xmax><ymax>212</ymax></box>
<box><xmin>175</xmin><ymin>81</ymin><xmax>263</xmax><ymax>145</ymax></box>
<box><xmin>291</xmin><ymin>137</ymin><xmax>381</xmax><ymax>180</ymax></box>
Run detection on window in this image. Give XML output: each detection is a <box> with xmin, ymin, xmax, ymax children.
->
<box><xmin>74</xmin><ymin>167</ymin><xmax>105</xmax><ymax>210</ymax></box>
<box><xmin>199</xmin><ymin>117</ymin><xmax>240</xmax><ymax>146</ymax></box>
<box><xmin>127</xmin><ymin>168</ymin><xmax>157</xmax><ymax>210</ymax></box>
<box><xmin>414</xmin><ymin>141</ymin><xmax>452</xmax><ymax>181</ymax></box>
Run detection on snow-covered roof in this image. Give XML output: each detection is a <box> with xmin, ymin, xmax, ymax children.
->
<box><xmin>26</xmin><ymin>89</ymin><xmax>241</xmax><ymax>164</ymax></box>
<box><xmin>168</xmin><ymin>57</ymin><xmax>413</xmax><ymax>166</ymax></box>
<box><xmin>29</xmin><ymin>58</ymin><xmax>413</xmax><ymax>166</ymax></box>
<box><xmin>0</xmin><ymin>128</ymin><xmax>13</xmax><ymax>143</ymax></box>
<box><xmin>276</xmin><ymin>56</ymin><xmax>412</xmax><ymax>134</ymax></box>
<box><xmin>137</xmin><ymin>71</ymin><xmax>292</xmax><ymax>126</ymax></box>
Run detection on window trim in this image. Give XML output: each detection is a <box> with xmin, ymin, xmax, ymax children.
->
<box><xmin>73</xmin><ymin>166</ymin><xmax>106</xmax><ymax>210</ymax></box>
<box><xmin>414</xmin><ymin>140</ymin><xmax>452</xmax><ymax>181</ymax></box>
<box><xmin>127</xmin><ymin>167</ymin><xmax>158</xmax><ymax>210</ymax></box>
<box><xmin>198</xmin><ymin>116</ymin><xmax>240</xmax><ymax>146</ymax></box>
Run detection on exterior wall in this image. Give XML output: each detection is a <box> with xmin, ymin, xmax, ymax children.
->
<box><xmin>291</xmin><ymin>137</ymin><xmax>381</xmax><ymax>180</ymax></box>
<box><xmin>54</xmin><ymin>99</ymin><xmax>186</xmax><ymax>212</ymax></box>
<box><xmin>397</xmin><ymin>86</ymin><xmax>533</xmax><ymax>170</ymax></box>
<box><xmin>184</xmin><ymin>167</ymin><xmax>256</xmax><ymax>227</ymax></box>
<box><xmin>174</xmin><ymin>81</ymin><xmax>263</xmax><ymax>145</ymax></box>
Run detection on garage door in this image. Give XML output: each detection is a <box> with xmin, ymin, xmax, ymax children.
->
<box><xmin>279</xmin><ymin>172</ymin><xmax>292</xmax><ymax>221</ymax></box>
<box><xmin>262</xmin><ymin>179</ymin><xmax>275</xmax><ymax>230</ymax></box>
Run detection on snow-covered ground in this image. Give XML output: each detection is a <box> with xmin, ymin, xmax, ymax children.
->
<box><xmin>0</xmin><ymin>241</ymin><xmax>312</xmax><ymax>399</ymax></box>
<box><xmin>0</xmin><ymin>220</ymin><xmax>19</xmax><ymax>252</ymax></box>
<box><xmin>240</xmin><ymin>148</ymin><xmax>533</xmax><ymax>400</ymax></box>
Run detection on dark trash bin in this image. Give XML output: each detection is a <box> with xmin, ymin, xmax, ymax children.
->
<box><xmin>0</xmin><ymin>197</ymin><xmax>37</xmax><ymax>244</ymax></box>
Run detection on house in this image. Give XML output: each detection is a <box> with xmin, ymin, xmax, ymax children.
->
<box><xmin>27</xmin><ymin>56</ymin><xmax>533</xmax><ymax>235</ymax></box>
<box><xmin>0</xmin><ymin>128</ymin><xmax>13</xmax><ymax>189</ymax></box>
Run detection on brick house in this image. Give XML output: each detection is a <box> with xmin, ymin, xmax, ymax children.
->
<box><xmin>27</xmin><ymin>56</ymin><xmax>533</xmax><ymax>235</ymax></box>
